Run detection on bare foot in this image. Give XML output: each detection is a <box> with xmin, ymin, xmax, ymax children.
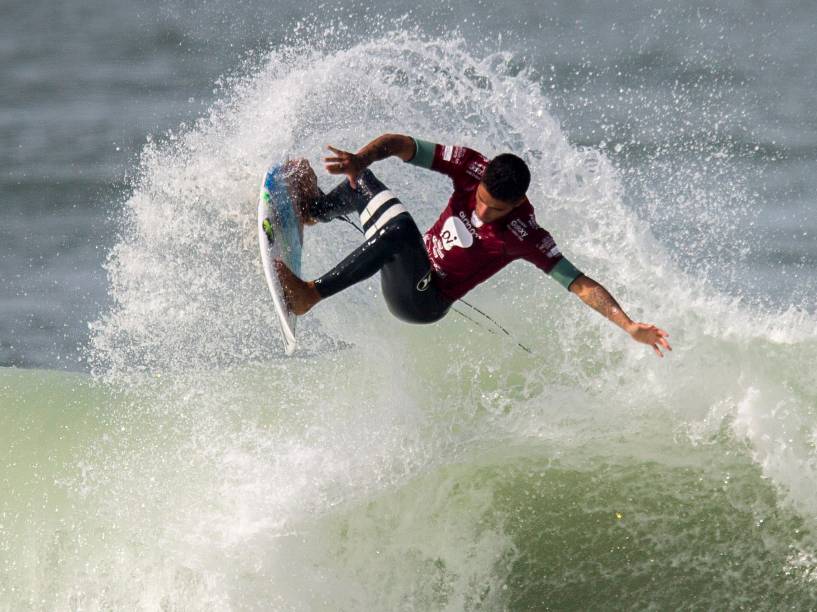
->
<box><xmin>274</xmin><ymin>260</ymin><xmax>322</xmax><ymax>315</ymax></box>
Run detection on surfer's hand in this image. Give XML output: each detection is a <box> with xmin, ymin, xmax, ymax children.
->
<box><xmin>324</xmin><ymin>145</ymin><xmax>365</xmax><ymax>188</ymax></box>
<box><xmin>626</xmin><ymin>322</ymin><xmax>672</xmax><ymax>358</ymax></box>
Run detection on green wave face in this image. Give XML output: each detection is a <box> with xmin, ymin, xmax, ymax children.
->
<box><xmin>3</xmin><ymin>355</ymin><xmax>817</xmax><ymax>609</ymax></box>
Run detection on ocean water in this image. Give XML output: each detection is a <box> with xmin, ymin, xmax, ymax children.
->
<box><xmin>2</xmin><ymin>1</ymin><xmax>817</xmax><ymax>609</ymax></box>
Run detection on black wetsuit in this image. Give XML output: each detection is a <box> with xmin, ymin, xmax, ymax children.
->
<box><xmin>309</xmin><ymin>170</ymin><xmax>452</xmax><ymax>324</ymax></box>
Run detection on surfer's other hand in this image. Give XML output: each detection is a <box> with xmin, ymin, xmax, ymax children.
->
<box><xmin>324</xmin><ymin>145</ymin><xmax>364</xmax><ymax>189</ymax></box>
<box><xmin>626</xmin><ymin>322</ymin><xmax>672</xmax><ymax>358</ymax></box>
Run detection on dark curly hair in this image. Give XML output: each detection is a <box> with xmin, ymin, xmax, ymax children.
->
<box><xmin>483</xmin><ymin>153</ymin><xmax>530</xmax><ymax>202</ymax></box>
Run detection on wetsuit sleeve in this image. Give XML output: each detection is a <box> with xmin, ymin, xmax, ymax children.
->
<box><xmin>549</xmin><ymin>257</ymin><xmax>583</xmax><ymax>290</ymax></box>
<box><xmin>407</xmin><ymin>138</ymin><xmax>489</xmax><ymax>187</ymax></box>
<box><xmin>407</xmin><ymin>137</ymin><xmax>436</xmax><ymax>169</ymax></box>
<box><xmin>521</xmin><ymin>226</ymin><xmax>583</xmax><ymax>291</ymax></box>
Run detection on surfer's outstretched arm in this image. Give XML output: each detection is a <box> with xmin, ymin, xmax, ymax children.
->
<box><xmin>568</xmin><ymin>275</ymin><xmax>672</xmax><ymax>357</ymax></box>
<box><xmin>324</xmin><ymin>133</ymin><xmax>416</xmax><ymax>187</ymax></box>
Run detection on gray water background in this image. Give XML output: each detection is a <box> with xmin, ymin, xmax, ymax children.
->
<box><xmin>2</xmin><ymin>0</ymin><xmax>815</xmax><ymax>370</ymax></box>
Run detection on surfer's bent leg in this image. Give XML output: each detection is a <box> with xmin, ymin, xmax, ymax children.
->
<box><xmin>312</xmin><ymin>171</ymin><xmax>452</xmax><ymax>324</ymax></box>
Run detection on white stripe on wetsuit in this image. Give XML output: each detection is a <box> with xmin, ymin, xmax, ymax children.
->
<box><xmin>359</xmin><ymin>190</ymin><xmax>397</xmax><ymax>226</ymax></box>
<box><xmin>364</xmin><ymin>204</ymin><xmax>408</xmax><ymax>239</ymax></box>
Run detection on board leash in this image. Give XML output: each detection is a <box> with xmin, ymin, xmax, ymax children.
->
<box><xmin>456</xmin><ymin>299</ymin><xmax>533</xmax><ymax>354</ymax></box>
<box><xmin>338</xmin><ymin>214</ymin><xmax>533</xmax><ymax>355</ymax></box>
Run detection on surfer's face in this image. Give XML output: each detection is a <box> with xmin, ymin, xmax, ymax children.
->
<box><xmin>475</xmin><ymin>183</ymin><xmax>523</xmax><ymax>223</ymax></box>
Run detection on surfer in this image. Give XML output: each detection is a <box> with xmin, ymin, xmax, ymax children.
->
<box><xmin>275</xmin><ymin>134</ymin><xmax>671</xmax><ymax>357</ymax></box>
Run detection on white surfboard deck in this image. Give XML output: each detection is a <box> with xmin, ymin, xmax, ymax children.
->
<box><xmin>258</xmin><ymin>164</ymin><xmax>304</xmax><ymax>356</ymax></box>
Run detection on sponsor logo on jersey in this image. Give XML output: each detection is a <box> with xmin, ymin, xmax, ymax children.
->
<box><xmin>466</xmin><ymin>159</ymin><xmax>487</xmax><ymax>179</ymax></box>
<box><xmin>537</xmin><ymin>235</ymin><xmax>555</xmax><ymax>252</ymax></box>
<box><xmin>457</xmin><ymin>211</ymin><xmax>479</xmax><ymax>236</ymax></box>
<box><xmin>442</xmin><ymin>145</ymin><xmax>453</xmax><ymax>161</ymax></box>
<box><xmin>536</xmin><ymin>235</ymin><xmax>561</xmax><ymax>257</ymax></box>
<box><xmin>422</xmin><ymin>237</ymin><xmax>446</xmax><ymax>275</ymax></box>
<box><xmin>426</xmin><ymin>233</ymin><xmax>444</xmax><ymax>260</ymax></box>
<box><xmin>441</xmin><ymin>215</ymin><xmax>474</xmax><ymax>250</ymax></box>
<box><xmin>508</xmin><ymin>219</ymin><xmax>529</xmax><ymax>240</ymax></box>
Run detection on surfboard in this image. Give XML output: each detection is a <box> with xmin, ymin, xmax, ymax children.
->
<box><xmin>258</xmin><ymin>163</ymin><xmax>304</xmax><ymax>355</ymax></box>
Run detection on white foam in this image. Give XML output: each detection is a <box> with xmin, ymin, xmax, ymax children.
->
<box><xmin>74</xmin><ymin>30</ymin><xmax>817</xmax><ymax>609</ymax></box>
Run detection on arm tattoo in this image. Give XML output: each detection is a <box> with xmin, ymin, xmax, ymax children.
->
<box><xmin>584</xmin><ymin>285</ymin><xmax>623</xmax><ymax>320</ymax></box>
<box><xmin>572</xmin><ymin>276</ymin><xmax>633</xmax><ymax>331</ymax></box>
<box><xmin>372</xmin><ymin>140</ymin><xmax>391</xmax><ymax>160</ymax></box>
<box><xmin>362</xmin><ymin>136</ymin><xmax>399</xmax><ymax>165</ymax></box>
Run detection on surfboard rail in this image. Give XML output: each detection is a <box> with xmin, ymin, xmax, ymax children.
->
<box><xmin>257</xmin><ymin>164</ymin><xmax>304</xmax><ymax>355</ymax></box>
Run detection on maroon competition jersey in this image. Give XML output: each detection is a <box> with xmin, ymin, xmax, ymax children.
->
<box><xmin>410</xmin><ymin>140</ymin><xmax>575</xmax><ymax>302</ymax></box>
